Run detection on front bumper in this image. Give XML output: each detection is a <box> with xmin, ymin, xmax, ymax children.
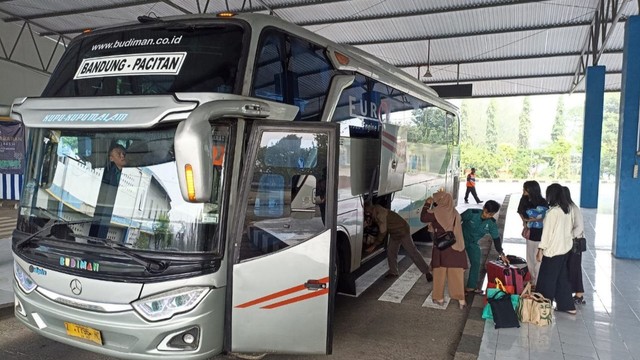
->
<box><xmin>13</xmin><ymin>283</ymin><xmax>226</xmax><ymax>360</ymax></box>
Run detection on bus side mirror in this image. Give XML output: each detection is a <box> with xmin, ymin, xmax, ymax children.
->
<box><xmin>40</xmin><ymin>140</ymin><xmax>58</xmax><ymax>189</ymax></box>
<box><xmin>174</xmin><ymin>100</ymin><xmax>271</xmax><ymax>202</ymax></box>
<box><xmin>175</xmin><ymin>115</ymin><xmax>214</xmax><ymax>203</ymax></box>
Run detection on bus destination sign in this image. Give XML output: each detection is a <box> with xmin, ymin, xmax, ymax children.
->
<box><xmin>74</xmin><ymin>52</ymin><xmax>187</xmax><ymax>79</ymax></box>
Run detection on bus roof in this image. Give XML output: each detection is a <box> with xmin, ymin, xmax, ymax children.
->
<box><xmin>77</xmin><ymin>13</ymin><xmax>458</xmax><ymax>116</ymax></box>
<box><xmin>231</xmin><ymin>13</ymin><xmax>457</xmax><ymax>114</ymax></box>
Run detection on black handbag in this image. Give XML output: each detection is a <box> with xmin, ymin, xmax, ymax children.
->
<box><xmin>434</xmin><ymin>218</ymin><xmax>457</xmax><ymax>250</ymax></box>
<box><xmin>434</xmin><ymin>231</ymin><xmax>456</xmax><ymax>250</ymax></box>
<box><xmin>572</xmin><ymin>237</ymin><xmax>587</xmax><ymax>253</ymax></box>
<box><xmin>487</xmin><ymin>290</ymin><xmax>520</xmax><ymax>329</ymax></box>
<box><xmin>505</xmin><ymin>255</ymin><xmax>527</xmax><ymax>265</ymax></box>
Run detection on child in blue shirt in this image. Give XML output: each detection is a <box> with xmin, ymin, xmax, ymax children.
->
<box><xmin>526</xmin><ymin>206</ymin><xmax>547</xmax><ymax>229</ymax></box>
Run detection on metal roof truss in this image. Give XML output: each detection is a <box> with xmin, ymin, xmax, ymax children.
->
<box><xmin>571</xmin><ymin>0</ymin><xmax>632</xmax><ymax>92</ymax></box>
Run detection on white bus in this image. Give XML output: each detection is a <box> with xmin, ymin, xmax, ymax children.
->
<box><xmin>10</xmin><ymin>13</ymin><xmax>460</xmax><ymax>359</ymax></box>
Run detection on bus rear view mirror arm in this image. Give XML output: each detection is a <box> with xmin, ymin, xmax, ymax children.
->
<box><xmin>174</xmin><ymin>100</ymin><xmax>271</xmax><ymax>202</ymax></box>
<box><xmin>0</xmin><ymin>105</ymin><xmax>9</xmax><ymax>117</ymax></box>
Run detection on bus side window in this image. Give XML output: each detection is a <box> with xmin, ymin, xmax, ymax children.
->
<box><xmin>238</xmin><ymin>131</ymin><xmax>328</xmax><ymax>262</ymax></box>
<box><xmin>252</xmin><ymin>30</ymin><xmax>337</xmax><ymax>122</ymax></box>
<box><xmin>254</xmin><ymin>174</ymin><xmax>284</xmax><ymax>218</ymax></box>
<box><xmin>287</xmin><ymin>37</ymin><xmax>335</xmax><ymax>121</ymax></box>
<box><xmin>252</xmin><ymin>32</ymin><xmax>285</xmax><ymax>103</ymax></box>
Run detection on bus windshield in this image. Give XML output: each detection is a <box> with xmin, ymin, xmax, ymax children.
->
<box><xmin>16</xmin><ymin>124</ymin><xmax>230</xmax><ymax>266</ymax></box>
<box><xmin>43</xmin><ymin>21</ymin><xmax>247</xmax><ymax>97</ymax></box>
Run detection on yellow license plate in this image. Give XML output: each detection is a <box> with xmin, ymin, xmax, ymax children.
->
<box><xmin>64</xmin><ymin>322</ymin><xmax>103</xmax><ymax>345</ymax></box>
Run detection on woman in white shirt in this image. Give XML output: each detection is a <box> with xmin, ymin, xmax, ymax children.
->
<box><xmin>535</xmin><ymin>183</ymin><xmax>577</xmax><ymax>314</ymax></box>
<box><xmin>563</xmin><ymin>186</ymin><xmax>586</xmax><ymax>304</ymax></box>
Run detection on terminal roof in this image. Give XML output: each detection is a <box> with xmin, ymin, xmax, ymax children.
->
<box><xmin>1</xmin><ymin>0</ymin><xmax>637</xmax><ymax>97</ymax></box>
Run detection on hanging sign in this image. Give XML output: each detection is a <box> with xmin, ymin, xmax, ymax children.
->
<box><xmin>0</xmin><ymin>120</ymin><xmax>25</xmax><ymax>174</ymax></box>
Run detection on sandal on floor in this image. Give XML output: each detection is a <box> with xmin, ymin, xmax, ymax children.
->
<box><xmin>433</xmin><ymin>299</ymin><xmax>445</xmax><ymax>306</ymax></box>
<box><xmin>573</xmin><ymin>296</ymin><xmax>586</xmax><ymax>305</ymax></box>
<box><xmin>465</xmin><ymin>288</ymin><xmax>484</xmax><ymax>295</ymax></box>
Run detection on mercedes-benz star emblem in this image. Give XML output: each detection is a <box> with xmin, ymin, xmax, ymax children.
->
<box><xmin>70</xmin><ymin>279</ymin><xmax>82</xmax><ymax>296</ymax></box>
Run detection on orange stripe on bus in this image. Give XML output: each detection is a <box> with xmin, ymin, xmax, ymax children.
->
<box><xmin>382</xmin><ymin>131</ymin><xmax>397</xmax><ymax>142</ymax></box>
<box><xmin>235</xmin><ymin>284</ymin><xmax>306</xmax><ymax>308</ymax></box>
<box><xmin>235</xmin><ymin>277</ymin><xmax>329</xmax><ymax>309</ymax></box>
<box><xmin>261</xmin><ymin>288</ymin><xmax>329</xmax><ymax>309</ymax></box>
<box><xmin>382</xmin><ymin>141</ymin><xmax>395</xmax><ymax>153</ymax></box>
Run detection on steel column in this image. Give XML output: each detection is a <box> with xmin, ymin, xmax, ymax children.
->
<box><xmin>613</xmin><ymin>16</ymin><xmax>640</xmax><ymax>259</ymax></box>
<box><xmin>580</xmin><ymin>66</ymin><xmax>605</xmax><ymax>209</ymax></box>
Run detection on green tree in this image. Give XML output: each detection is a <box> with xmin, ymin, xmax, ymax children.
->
<box><xmin>511</xmin><ymin>149</ymin><xmax>531</xmax><ymax>178</ymax></box>
<box><xmin>485</xmin><ymin>100</ymin><xmax>498</xmax><ymax>152</ymax></box>
<box><xmin>459</xmin><ymin>101</ymin><xmax>472</xmax><ymax>144</ymax></box>
<box><xmin>510</xmin><ymin>148</ymin><xmax>545</xmax><ymax>179</ymax></box>
<box><xmin>135</xmin><ymin>233</ymin><xmax>151</xmax><ymax>250</ymax></box>
<box><xmin>409</xmin><ymin>108</ymin><xmax>448</xmax><ymax>144</ymax></box>
<box><xmin>255</xmin><ymin>134</ymin><xmax>318</xmax><ymax>182</ymax></box>
<box><xmin>564</xmin><ymin>103</ymin><xmax>584</xmax><ymax>147</ymax></box>
<box><xmin>563</xmin><ymin>102</ymin><xmax>584</xmax><ymax>178</ymax></box>
<box><xmin>517</xmin><ymin>97</ymin><xmax>531</xmax><ymax>149</ymax></box>
<box><xmin>153</xmin><ymin>213</ymin><xmax>173</xmax><ymax>250</ymax></box>
<box><xmin>546</xmin><ymin>139</ymin><xmax>571</xmax><ymax>179</ymax></box>
<box><xmin>600</xmin><ymin>94</ymin><xmax>620</xmax><ymax>178</ymax></box>
<box><xmin>551</xmin><ymin>96</ymin><xmax>565</xmax><ymax>142</ymax></box>
<box><xmin>59</xmin><ymin>137</ymin><xmax>78</xmax><ymax>152</ymax></box>
<box><xmin>461</xmin><ymin>142</ymin><xmax>501</xmax><ymax>178</ymax></box>
<box><xmin>544</xmin><ymin>96</ymin><xmax>571</xmax><ymax>178</ymax></box>
<box><xmin>497</xmin><ymin>143</ymin><xmax>516</xmax><ymax>176</ymax></box>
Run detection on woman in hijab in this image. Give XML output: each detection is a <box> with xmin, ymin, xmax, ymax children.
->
<box><xmin>421</xmin><ymin>190</ymin><xmax>467</xmax><ymax>309</ymax></box>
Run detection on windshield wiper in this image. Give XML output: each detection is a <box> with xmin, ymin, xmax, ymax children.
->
<box><xmin>15</xmin><ymin>218</ymin><xmax>95</xmax><ymax>249</ymax></box>
<box><xmin>16</xmin><ymin>216</ymin><xmax>168</xmax><ymax>273</ymax></box>
<box><xmin>73</xmin><ymin>233</ymin><xmax>169</xmax><ymax>274</ymax></box>
<box><xmin>31</xmin><ymin>206</ymin><xmax>67</xmax><ymax>222</ymax></box>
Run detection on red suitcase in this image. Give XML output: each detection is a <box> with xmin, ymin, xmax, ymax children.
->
<box><xmin>486</xmin><ymin>258</ymin><xmax>529</xmax><ymax>295</ymax></box>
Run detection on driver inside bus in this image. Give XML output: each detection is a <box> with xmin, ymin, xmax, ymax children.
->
<box><xmin>106</xmin><ymin>144</ymin><xmax>127</xmax><ymax>183</ymax></box>
<box><xmin>89</xmin><ymin>144</ymin><xmax>127</xmax><ymax>239</ymax></box>
<box><xmin>101</xmin><ymin>143</ymin><xmax>127</xmax><ymax>191</ymax></box>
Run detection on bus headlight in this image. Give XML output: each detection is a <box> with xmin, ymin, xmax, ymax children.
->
<box><xmin>132</xmin><ymin>287</ymin><xmax>209</xmax><ymax>321</ymax></box>
<box><xmin>14</xmin><ymin>262</ymin><xmax>37</xmax><ymax>294</ymax></box>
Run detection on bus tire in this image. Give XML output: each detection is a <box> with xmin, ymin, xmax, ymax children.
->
<box><xmin>335</xmin><ymin>234</ymin><xmax>353</xmax><ymax>294</ymax></box>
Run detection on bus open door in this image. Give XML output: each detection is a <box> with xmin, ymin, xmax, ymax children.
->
<box><xmin>228</xmin><ymin>121</ymin><xmax>339</xmax><ymax>354</ymax></box>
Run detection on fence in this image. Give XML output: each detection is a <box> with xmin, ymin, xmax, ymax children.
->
<box><xmin>0</xmin><ymin>173</ymin><xmax>22</xmax><ymax>201</ymax></box>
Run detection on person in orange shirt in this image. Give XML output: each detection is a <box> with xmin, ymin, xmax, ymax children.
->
<box><xmin>464</xmin><ymin>168</ymin><xmax>483</xmax><ymax>204</ymax></box>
